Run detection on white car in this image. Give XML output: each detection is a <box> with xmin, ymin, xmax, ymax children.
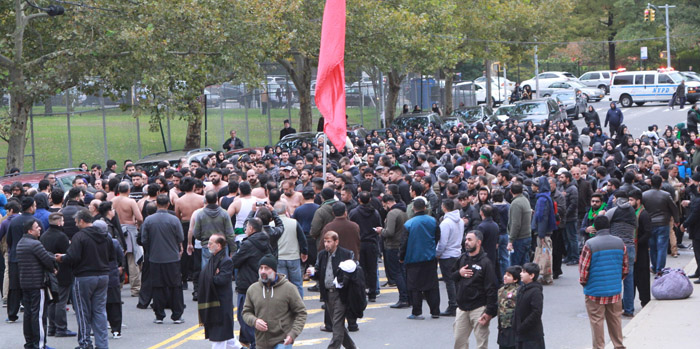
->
<box><xmin>578</xmin><ymin>70</ymin><xmax>616</xmax><ymax>94</ymax></box>
<box><xmin>520</xmin><ymin>72</ymin><xmax>578</xmax><ymax>93</ymax></box>
<box><xmin>475</xmin><ymin>76</ymin><xmax>516</xmax><ymax>92</ymax></box>
<box><xmin>453</xmin><ymin>81</ymin><xmax>511</xmax><ymax>106</ymax></box>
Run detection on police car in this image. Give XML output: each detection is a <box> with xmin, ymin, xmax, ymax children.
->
<box><xmin>609</xmin><ymin>68</ymin><xmax>699</xmax><ymax>107</ymax></box>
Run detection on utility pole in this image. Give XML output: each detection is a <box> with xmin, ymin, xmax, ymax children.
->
<box><xmin>534</xmin><ymin>38</ymin><xmax>540</xmax><ymax>99</ymax></box>
<box><xmin>647</xmin><ymin>3</ymin><xmax>675</xmax><ymax>68</ymax></box>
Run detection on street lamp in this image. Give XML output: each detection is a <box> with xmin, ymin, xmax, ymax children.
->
<box><xmin>646</xmin><ymin>3</ymin><xmax>675</xmax><ymax>69</ymax></box>
<box><xmin>24</xmin><ymin>0</ymin><xmax>65</xmax><ymax>16</ymax></box>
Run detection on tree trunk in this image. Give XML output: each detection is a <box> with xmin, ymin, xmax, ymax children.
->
<box><xmin>608</xmin><ymin>40</ymin><xmax>616</xmax><ymax>70</ymax></box>
<box><xmin>43</xmin><ymin>97</ymin><xmax>52</xmax><ymax>115</ymax></box>
<box><xmin>6</xmin><ymin>91</ymin><xmax>31</xmax><ymax>172</ymax></box>
<box><xmin>184</xmin><ymin>99</ymin><xmax>202</xmax><ymax>149</ymax></box>
<box><xmin>444</xmin><ymin>68</ymin><xmax>454</xmax><ymax>115</ymax></box>
<box><xmin>385</xmin><ymin>69</ymin><xmax>404</xmax><ymax>126</ymax></box>
<box><xmin>279</xmin><ymin>55</ymin><xmax>313</xmax><ymax>132</ymax></box>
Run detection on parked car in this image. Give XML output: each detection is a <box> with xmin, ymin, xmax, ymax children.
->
<box><xmin>347</xmin><ymin>124</ymin><xmax>369</xmax><ymax>139</ymax></box>
<box><xmin>453</xmin><ymin>81</ymin><xmax>510</xmax><ymax>106</ymax></box>
<box><xmin>492</xmin><ymin>104</ymin><xmax>517</xmax><ymax>122</ymax></box>
<box><xmin>276</xmin><ymin>132</ymin><xmax>320</xmax><ymax>152</ymax></box>
<box><xmin>509</xmin><ymin>99</ymin><xmax>566</xmax><ymax>123</ymax></box>
<box><xmin>520</xmin><ymin>71</ymin><xmax>578</xmax><ymax>93</ymax></box>
<box><xmin>134</xmin><ymin>148</ymin><xmax>215</xmax><ymax>176</ymax></box>
<box><xmin>578</xmin><ymin>70</ymin><xmax>616</xmax><ymax>94</ymax></box>
<box><xmin>445</xmin><ymin>105</ymin><xmax>494</xmax><ymax>128</ymax></box>
<box><xmin>391</xmin><ymin>112</ymin><xmax>445</xmax><ymax>130</ymax></box>
<box><xmin>539</xmin><ymin>81</ymin><xmax>605</xmax><ymax>102</ymax></box>
<box><xmin>0</xmin><ymin>168</ymin><xmax>88</xmax><ymax>192</ymax></box>
<box><xmin>552</xmin><ymin>91</ymin><xmax>586</xmax><ymax>119</ymax></box>
<box><xmin>475</xmin><ymin>76</ymin><xmax>516</xmax><ymax>92</ymax></box>
<box><xmin>346</xmin><ymin>87</ymin><xmax>374</xmax><ymax>107</ymax></box>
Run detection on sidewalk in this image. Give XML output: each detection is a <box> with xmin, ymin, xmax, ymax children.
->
<box><xmin>606</xmin><ymin>257</ymin><xmax>700</xmax><ymax>348</ymax></box>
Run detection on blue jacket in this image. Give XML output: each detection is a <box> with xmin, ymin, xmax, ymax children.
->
<box><xmin>583</xmin><ymin>229</ymin><xmax>625</xmax><ymax>297</ymax></box>
<box><xmin>604</xmin><ymin>105</ymin><xmax>623</xmax><ymax>127</ymax></box>
<box><xmin>401</xmin><ymin>212</ymin><xmax>438</xmax><ymax>264</ymax></box>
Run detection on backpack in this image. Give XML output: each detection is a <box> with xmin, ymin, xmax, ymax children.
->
<box><xmin>553</xmin><ymin>200</ymin><xmax>560</xmax><ymax>227</ymax></box>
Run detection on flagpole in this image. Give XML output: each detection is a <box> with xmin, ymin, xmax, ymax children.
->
<box><xmin>322</xmin><ymin>133</ymin><xmax>327</xmax><ymax>185</ymax></box>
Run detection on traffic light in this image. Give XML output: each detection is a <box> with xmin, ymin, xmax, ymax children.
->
<box><xmin>650</xmin><ymin>9</ymin><xmax>656</xmax><ymax>21</ymax></box>
<box><xmin>644</xmin><ymin>9</ymin><xmax>649</xmax><ymax>21</ymax></box>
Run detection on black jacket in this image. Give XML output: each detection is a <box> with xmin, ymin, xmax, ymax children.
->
<box><xmin>637</xmin><ymin>208</ymin><xmax>652</xmax><ymax>247</ymax></box>
<box><xmin>313</xmin><ymin>246</ymin><xmax>355</xmax><ymax>303</ymax></box>
<box><xmin>232</xmin><ymin>231</ymin><xmax>272</xmax><ymax>293</ymax></box>
<box><xmin>450</xmin><ymin>250</ymin><xmax>498</xmax><ymax>316</ymax></box>
<box><xmin>60</xmin><ymin>201</ymin><xmax>85</xmax><ymax>239</ymax></box>
<box><xmin>683</xmin><ymin>195</ymin><xmax>700</xmax><ymax>240</ymax></box>
<box><xmin>348</xmin><ymin>204</ymin><xmax>382</xmax><ymax>243</ymax></box>
<box><xmin>280</xmin><ymin>127</ymin><xmax>296</xmax><ymax>140</ymax></box>
<box><xmin>40</xmin><ymin>225</ymin><xmax>73</xmax><ymax>287</ymax></box>
<box><xmin>244</xmin><ymin>210</ymin><xmax>283</xmax><ymax>258</ymax></box>
<box><xmin>222</xmin><ymin>137</ymin><xmax>244</xmax><ymax>151</ymax></box>
<box><xmin>513</xmin><ymin>281</ymin><xmax>544</xmax><ymax>342</ymax></box>
<box><xmin>7</xmin><ymin>212</ymin><xmax>36</xmax><ymax>263</ymax></box>
<box><xmin>477</xmin><ymin>218</ymin><xmax>500</xmax><ymax>270</ymax></box>
<box><xmin>62</xmin><ymin>225</ymin><xmax>115</xmax><ymax>277</ymax></box>
<box><xmin>17</xmin><ymin>234</ymin><xmax>56</xmax><ymax>289</ymax></box>
<box><xmin>642</xmin><ymin>189</ymin><xmax>679</xmax><ymax>226</ymax></box>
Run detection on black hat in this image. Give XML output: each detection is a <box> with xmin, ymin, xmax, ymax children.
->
<box><xmin>321</xmin><ymin>188</ymin><xmax>335</xmax><ymax>200</ymax></box>
<box><xmin>21</xmin><ymin>197</ymin><xmax>35</xmax><ymax>211</ymax></box>
<box><xmin>259</xmin><ymin>254</ymin><xmax>277</xmax><ymax>272</ymax></box>
<box><xmin>449</xmin><ymin>170</ymin><xmax>460</xmax><ymax>178</ymax></box>
<box><xmin>438</xmin><ymin>172</ymin><xmax>449</xmax><ymax>184</ymax></box>
<box><xmin>593</xmin><ymin>215</ymin><xmax>610</xmax><ymax>230</ymax></box>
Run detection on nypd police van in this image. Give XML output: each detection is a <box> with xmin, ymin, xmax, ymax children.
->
<box><xmin>609</xmin><ymin>68</ymin><xmax>698</xmax><ymax>107</ymax></box>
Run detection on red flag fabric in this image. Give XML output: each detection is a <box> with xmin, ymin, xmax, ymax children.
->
<box><xmin>315</xmin><ymin>0</ymin><xmax>346</xmax><ymax>152</ymax></box>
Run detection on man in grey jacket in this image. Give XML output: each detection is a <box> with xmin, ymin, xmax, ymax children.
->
<box><xmin>17</xmin><ymin>218</ymin><xmax>56</xmax><ymax>349</ymax></box>
<box><xmin>507</xmin><ymin>183</ymin><xmax>532</xmax><ymax>266</ymax></box>
<box><xmin>642</xmin><ymin>175</ymin><xmax>679</xmax><ymax>273</ymax></box>
<box><xmin>436</xmin><ymin>198</ymin><xmax>464</xmax><ymax>316</ymax></box>
<box><xmin>378</xmin><ymin>195</ymin><xmax>409</xmax><ymax>309</ymax></box>
<box><xmin>559</xmin><ymin>171</ymin><xmax>579</xmax><ymax>266</ymax></box>
<box><xmin>605</xmin><ymin>191</ymin><xmax>638</xmax><ymax>317</ymax></box>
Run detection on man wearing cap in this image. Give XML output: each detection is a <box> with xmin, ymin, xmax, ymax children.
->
<box><xmin>223</xmin><ymin>130</ymin><xmax>245</xmax><ymax>151</ymax></box>
<box><xmin>243</xmin><ymin>254</ymin><xmax>307</xmax><ymax>348</ymax></box>
<box><xmin>279</xmin><ymin>119</ymin><xmax>297</xmax><ymax>140</ymax></box>
<box><xmin>390</xmin><ymin>165</ymin><xmax>411</xmax><ymax>204</ymax></box>
<box><xmin>449</xmin><ymin>170</ymin><xmax>468</xmax><ymax>192</ymax></box>
<box><xmin>6</xmin><ymin>196</ymin><xmax>38</xmax><ymax>323</ymax></box>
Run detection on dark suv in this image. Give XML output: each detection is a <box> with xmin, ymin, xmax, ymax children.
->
<box><xmin>509</xmin><ymin>98</ymin><xmax>566</xmax><ymax>123</ymax></box>
<box><xmin>391</xmin><ymin>112</ymin><xmax>445</xmax><ymax>130</ymax></box>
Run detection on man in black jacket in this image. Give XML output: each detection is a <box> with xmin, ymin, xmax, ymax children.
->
<box><xmin>451</xmin><ymin>230</ymin><xmax>498</xmax><ymax>349</ymax></box>
<box><xmin>6</xmin><ymin>197</ymin><xmax>39</xmax><ymax>323</ymax></box>
<box><xmin>55</xmin><ymin>209</ymin><xmax>114</xmax><ymax>349</ymax></box>
<box><xmin>681</xmin><ymin>178</ymin><xmax>700</xmax><ymax>284</ymax></box>
<box><xmin>348</xmin><ymin>192</ymin><xmax>382</xmax><ymax>302</ymax></box>
<box><xmin>40</xmin><ymin>212</ymin><xmax>77</xmax><ymax>337</ymax></box>
<box><xmin>222</xmin><ymin>130</ymin><xmax>245</xmax><ymax>151</ymax></box>
<box><xmin>629</xmin><ymin>190</ymin><xmax>653</xmax><ymax>304</ymax></box>
<box><xmin>59</xmin><ymin>187</ymin><xmax>85</xmax><ymax>239</ymax></box>
<box><xmin>476</xmin><ymin>205</ymin><xmax>501</xmax><ymax>282</ymax></box>
<box><xmin>17</xmin><ymin>218</ymin><xmax>56</xmax><ymax>349</ymax></box>
<box><xmin>231</xmin><ymin>217</ymin><xmax>271</xmax><ymax>348</ymax></box>
<box><xmin>513</xmin><ymin>263</ymin><xmax>545</xmax><ymax>348</ymax></box>
<box><xmin>642</xmin><ymin>175</ymin><xmax>679</xmax><ymax>273</ymax></box>
<box><xmin>308</xmin><ymin>231</ymin><xmax>357</xmax><ymax>349</ymax></box>
<box><xmin>279</xmin><ymin>119</ymin><xmax>296</xmax><ymax>140</ymax></box>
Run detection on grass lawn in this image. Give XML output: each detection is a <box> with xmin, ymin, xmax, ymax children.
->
<box><xmin>0</xmin><ymin>104</ymin><xmax>381</xmax><ymax>173</ymax></box>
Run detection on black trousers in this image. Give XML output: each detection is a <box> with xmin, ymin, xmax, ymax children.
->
<box><xmin>634</xmin><ymin>244</ymin><xmax>651</xmax><ymax>307</ymax></box>
<box><xmin>552</xmin><ymin>228</ymin><xmax>565</xmax><ymax>276</ymax></box>
<box><xmin>138</xmin><ymin>257</ymin><xmax>152</xmax><ymax>307</ymax></box>
<box><xmin>191</xmin><ymin>248</ymin><xmax>202</xmax><ymax>292</ymax></box>
<box><xmin>152</xmin><ymin>286</ymin><xmax>185</xmax><ymax>321</ymax></box>
<box><xmin>106</xmin><ymin>302</ymin><xmax>122</xmax><ymax>333</ymax></box>
<box><xmin>8</xmin><ymin>262</ymin><xmax>22</xmax><ymax>322</ymax></box>
<box><xmin>324</xmin><ymin>301</ymin><xmax>357</xmax><ymax>330</ymax></box>
<box><xmin>693</xmin><ymin>238</ymin><xmax>700</xmax><ymax>275</ymax></box>
<box><xmin>410</xmin><ymin>288</ymin><xmax>440</xmax><ymax>316</ymax></box>
<box><xmin>304</xmin><ymin>235</ymin><xmax>317</xmax><ymax>269</ymax></box>
<box><xmin>180</xmin><ymin>222</ymin><xmax>192</xmax><ymax>284</ymax></box>
<box><xmin>360</xmin><ymin>242</ymin><xmax>378</xmax><ymax>298</ymax></box>
<box><xmin>22</xmin><ymin>288</ymin><xmax>48</xmax><ymax>349</ymax></box>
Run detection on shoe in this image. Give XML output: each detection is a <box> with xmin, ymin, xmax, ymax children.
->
<box><xmin>566</xmin><ymin>260</ymin><xmax>578</xmax><ymax>266</ymax></box>
<box><xmin>192</xmin><ymin>291</ymin><xmax>198</xmax><ymax>302</ymax></box>
<box><xmin>672</xmin><ymin>254</ymin><xmax>679</xmax><ymax>258</ymax></box>
<box><xmin>694</xmin><ymin>279</ymin><xmax>700</xmax><ymax>284</ymax></box>
<box><xmin>348</xmin><ymin>325</ymin><xmax>359</xmax><ymax>332</ymax></box>
<box><xmin>112</xmin><ymin>332</ymin><xmax>121</xmax><ymax>339</ymax></box>
<box><xmin>307</xmin><ymin>285</ymin><xmax>319</xmax><ymax>292</ymax></box>
<box><xmin>407</xmin><ymin>314</ymin><xmax>425</xmax><ymax>320</ymax></box>
<box><xmin>622</xmin><ymin>312</ymin><xmax>634</xmax><ymax>318</ymax></box>
<box><xmin>56</xmin><ymin>330</ymin><xmax>78</xmax><ymax>337</ymax></box>
<box><xmin>153</xmin><ymin>319</ymin><xmax>164</xmax><ymax>324</ymax></box>
<box><xmin>4</xmin><ymin>318</ymin><xmax>16</xmax><ymax>323</ymax></box>
<box><xmin>173</xmin><ymin>318</ymin><xmax>185</xmax><ymax>324</ymax></box>
<box><xmin>678</xmin><ymin>244</ymin><xmax>688</xmax><ymax>249</ymax></box>
<box><xmin>381</xmin><ymin>281</ymin><xmax>396</xmax><ymax>287</ymax></box>
<box><xmin>320</xmin><ymin>326</ymin><xmax>332</xmax><ymax>332</ymax></box>
<box><xmin>390</xmin><ymin>302</ymin><xmax>410</xmax><ymax>309</ymax></box>
<box><xmin>136</xmin><ymin>303</ymin><xmax>149</xmax><ymax>309</ymax></box>
<box><xmin>368</xmin><ymin>297</ymin><xmax>376</xmax><ymax>303</ymax></box>
<box><xmin>439</xmin><ymin>310</ymin><xmax>456</xmax><ymax>317</ymax></box>
<box><xmin>431</xmin><ymin>314</ymin><xmax>440</xmax><ymax>319</ymax></box>
<box><xmin>182</xmin><ymin>283</ymin><xmax>188</xmax><ymax>290</ymax></box>
<box><xmin>688</xmin><ymin>273</ymin><xmax>700</xmax><ymax>279</ymax></box>
<box><xmin>48</xmin><ymin>331</ymin><xmax>56</xmax><ymax>337</ymax></box>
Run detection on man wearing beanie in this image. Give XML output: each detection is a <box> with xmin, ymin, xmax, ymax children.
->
<box><xmin>6</xmin><ymin>196</ymin><xmax>37</xmax><ymax>323</ymax></box>
<box><xmin>579</xmin><ymin>216</ymin><xmax>628</xmax><ymax>349</ymax></box>
<box><xmin>309</xmin><ymin>188</ymin><xmax>338</xmax><ymax>259</ymax></box>
<box><xmin>243</xmin><ymin>254</ymin><xmax>307</xmax><ymax>349</ymax></box>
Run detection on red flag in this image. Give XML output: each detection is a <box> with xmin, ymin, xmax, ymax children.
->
<box><xmin>315</xmin><ymin>0</ymin><xmax>346</xmax><ymax>152</ymax></box>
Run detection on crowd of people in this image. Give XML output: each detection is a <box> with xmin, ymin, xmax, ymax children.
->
<box><xmin>2</xmin><ymin>101</ymin><xmax>700</xmax><ymax>349</ymax></box>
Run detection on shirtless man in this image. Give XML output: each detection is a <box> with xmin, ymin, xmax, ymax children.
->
<box><xmin>174</xmin><ymin>177</ymin><xmax>205</xmax><ymax>290</ymax></box>
<box><xmin>205</xmin><ymin>168</ymin><xmax>228</xmax><ymax>193</ymax></box>
<box><xmin>169</xmin><ymin>173</ymin><xmax>183</xmax><ymax>207</ymax></box>
<box><xmin>138</xmin><ymin>183</ymin><xmax>160</xmax><ymax>215</ymax></box>
<box><xmin>112</xmin><ymin>182</ymin><xmax>144</xmax><ymax>297</ymax></box>
<box><xmin>280</xmin><ymin>179</ymin><xmax>303</xmax><ymax>216</ymax></box>
<box><xmin>228</xmin><ymin>181</ymin><xmax>256</xmax><ymax>243</ymax></box>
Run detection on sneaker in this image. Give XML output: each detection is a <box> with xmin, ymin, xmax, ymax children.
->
<box><xmin>173</xmin><ymin>318</ymin><xmax>185</xmax><ymax>324</ymax></box>
<box><xmin>319</xmin><ymin>326</ymin><xmax>332</xmax><ymax>332</ymax></box>
<box><xmin>307</xmin><ymin>285</ymin><xmax>319</xmax><ymax>292</ymax></box>
<box><xmin>390</xmin><ymin>302</ymin><xmax>410</xmax><ymax>309</ymax></box>
<box><xmin>5</xmin><ymin>318</ymin><xmax>16</xmax><ymax>323</ymax></box>
<box><xmin>622</xmin><ymin>312</ymin><xmax>634</xmax><ymax>318</ymax></box>
<box><xmin>431</xmin><ymin>314</ymin><xmax>440</xmax><ymax>319</ymax></box>
<box><xmin>153</xmin><ymin>319</ymin><xmax>164</xmax><ymax>324</ymax></box>
<box><xmin>406</xmin><ymin>314</ymin><xmax>425</xmax><ymax>320</ymax></box>
<box><xmin>112</xmin><ymin>332</ymin><xmax>122</xmax><ymax>339</ymax></box>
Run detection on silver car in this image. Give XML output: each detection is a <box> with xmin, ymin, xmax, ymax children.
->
<box><xmin>539</xmin><ymin>81</ymin><xmax>605</xmax><ymax>102</ymax></box>
<box><xmin>578</xmin><ymin>70</ymin><xmax>616</xmax><ymax>94</ymax></box>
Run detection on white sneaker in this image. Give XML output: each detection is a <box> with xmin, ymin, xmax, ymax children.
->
<box><xmin>112</xmin><ymin>332</ymin><xmax>121</xmax><ymax>339</ymax></box>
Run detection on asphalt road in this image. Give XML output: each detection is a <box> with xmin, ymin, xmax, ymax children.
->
<box><xmin>0</xmin><ymin>100</ymin><xmax>695</xmax><ymax>349</ymax></box>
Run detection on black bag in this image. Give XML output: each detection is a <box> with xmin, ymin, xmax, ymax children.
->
<box><xmin>44</xmin><ymin>271</ymin><xmax>59</xmax><ymax>302</ymax></box>
<box><xmin>340</xmin><ymin>265</ymin><xmax>368</xmax><ymax>319</ymax></box>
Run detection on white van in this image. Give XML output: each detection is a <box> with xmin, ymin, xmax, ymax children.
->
<box><xmin>609</xmin><ymin>69</ymin><xmax>695</xmax><ymax>107</ymax></box>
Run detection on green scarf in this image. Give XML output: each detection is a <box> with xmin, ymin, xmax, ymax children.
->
<box><xmin>587</xmin><ymin>202</ymin><xmax>607</xmax><ymax>221</ymax></box>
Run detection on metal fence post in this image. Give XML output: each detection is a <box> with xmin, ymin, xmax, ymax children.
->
<box><xmin>65</xmin><ymin>92</ymin><xmax>73</xmax><ymax>167</ymax></box>
<box><xmin>30</xmin><ymin>108</ymin><xmax>36</xmax><ymax>171</ymax></box>
<box><xmin>166</xmin><ymin>114</ymin><xmax>172</xmax><ymax>151</ymax></box>
<box><xmin>204</xmin><ymin>94</ymin><xmax>208</xmax><ymax>147</ymax></box>
<box><xmin>266</xmin><ymin>80</ymin><xmax>273</xmax><ymax>146</ymax></box>
<box><xmin>219</xmin><ymin>95</ymin><xmax>225</xmax><ymax>148</ymax></box>
<box><xmin>100</xmin><ymin>93</ymin><xmax>108</xmax><ymax>164</ymax></box>
<box><xmin>359</xmin><ymin>82</ymin><xmax>364</xmax><ymax>126</ymax></box>
<box><xmin>244</xmin><ymin>83</ymin><xmax>250</xmax><ymax>147</ymax></box>
<box><xmin>133</xmin><ymin>86</ymin><xmax>142</xmax><ymax>159</ymax></box>
<box><xmin>285</xmin><ymin>73</ymin><xmax>292</xmax><ymax>122</ymax></box>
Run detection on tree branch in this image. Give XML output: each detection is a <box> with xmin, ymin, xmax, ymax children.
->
<box><xmin>23</xmin><ymin>49</ymin><xmax>72</xmax><ymax>68</ymax></box>
<box><xmin>0</xmin><ymin>54</ymin><xmax>13</xmax><ymax>69</ymax></box>
<box><xmin>25</xmin><ymin>12</ymin><xmax>48</xmax><ymax>22</ymax></box>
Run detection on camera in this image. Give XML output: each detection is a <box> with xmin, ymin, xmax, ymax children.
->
<box><xmin>256</xmin><ymin>201</ymin><xmax>267</xmax><ymax>207</ymax></box>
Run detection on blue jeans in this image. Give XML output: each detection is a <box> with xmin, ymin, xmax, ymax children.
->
<box><xmin>237</xmin><ymin>292</ymin><xmax>256</xmax><ymax>347</ymax></box>
<box><xmin>510</xmin><ymin>237</ymin><xmax>531</xmax><ymax>267</ymax></box>
<box><xmin>74</xmin><ymin>275</ymin><xmax>109</xmax><ymax>349</ymax></box>
<box><xmin>277</xmin><ymin>259</ymin><xmax>303</xmax><ymax>297</ymax></box>
<box><xmin>649</xmin><ymin>225</ymin><xmax>670</xmax><ymax>273</ymax></box>
<box><xmin>383</xmin><ymin>248</ymin><xmax>407</xmax><ymax>302</ymax></box>
<box><xmin>273</xmin><ymin>344</ymin><xmax>293</xmax><ymax>349</ymax></box>
<box><xmin>622</xmin><ymin>245</ymin><xmax>635</xmax><ymax>314</ymax></box>
<box><xmin>498</xmin><ymin>234</ymin><xmax>510</xmax><ymax>278</ymax></box>
<box><xmin>565</xmin><ymin>221</ymin><xmax>579</xmax><ymax>262</ymax></box>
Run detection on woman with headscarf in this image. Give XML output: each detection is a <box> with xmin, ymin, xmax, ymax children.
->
<box><xmin>531</xmin><ymin>177</ymin><xmax>557</xmax><ymax>285</ymax></box>
<box><xmin>33</xmin><ymin>192</ymin><xmax>51</xmax><ymax>231</ymax></box>
<box><xmin>582</xmin><ymin>105</ymin><xmax>601</xmax><ymax>127</ymax></box>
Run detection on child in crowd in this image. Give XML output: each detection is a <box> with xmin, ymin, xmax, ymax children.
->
<box><xmin>498</xmin><ymin>265</ymin><xmax>522</xmax><ymax>349</ymax></box>
<box><xmin>514</xmin><ymin>263</ymin><xmax>545</xmax><ymax>349</ymax></box>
